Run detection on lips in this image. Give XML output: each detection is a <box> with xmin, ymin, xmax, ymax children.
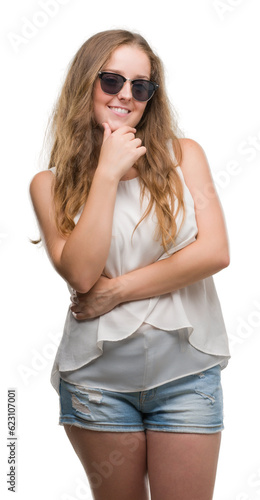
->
<box><xmin>108</xmin><ymin>106</ymin><xmax>131</xmax><ymax>115</ymax></box>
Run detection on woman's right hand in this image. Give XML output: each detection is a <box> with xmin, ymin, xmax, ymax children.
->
<box><xmin>97</xmin><ymin>123</ymin><xmax>146</xmax><ymax>181</ymax></box>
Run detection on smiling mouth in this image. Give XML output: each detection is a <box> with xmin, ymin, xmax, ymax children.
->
<box><xmin>108</xmin><ymin>106</ymin><xmax>131</xmax><ymax>115</ymax></box>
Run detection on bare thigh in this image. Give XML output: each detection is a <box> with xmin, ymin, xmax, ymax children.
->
<box><xmin>64</xmin><ymin>425</ymin><xmax>149</xmax><ymax>500</ymax></box>
<box><xmin>146</xmin><ymin>431</ymin><xmax>221</xmax><ymax>500</ymax></box>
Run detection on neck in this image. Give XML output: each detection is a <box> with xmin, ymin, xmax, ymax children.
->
<box><xmin>120</xmin><ymin>166</ymin><xmax>139</xmax><ymax>181</ymax></box>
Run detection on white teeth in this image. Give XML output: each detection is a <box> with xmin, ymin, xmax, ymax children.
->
<box><xmin>110</xmin><ymin>107</ymin><xmax>129</xmax><ymax>114</ymax></box>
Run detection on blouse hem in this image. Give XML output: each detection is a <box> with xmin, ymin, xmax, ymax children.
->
<box><xmin>53</xmin><ymin>357</ymin><xmax>229</xmax><ymax>395</ymax></box>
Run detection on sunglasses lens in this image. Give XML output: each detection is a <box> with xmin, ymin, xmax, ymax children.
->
<box><xmin>99</xmin><ymin>72</ymin><xmax>157</xmax><ymax>102</ymax></box>
<box><xmin>132</xmin><ymin>81</ymin><xmax>155</xmax><ymax>102</ymax></box>
<box><xmin>100</xmin><ymin>73</ymin><xmax>124</xmax><ymax>95</ymax></box>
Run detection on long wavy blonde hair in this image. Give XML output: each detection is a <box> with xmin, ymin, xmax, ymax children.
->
<box><xmin>43</xmin><ymin>29</ymin><xmax>185</xmax><ymax>251</ymax></box>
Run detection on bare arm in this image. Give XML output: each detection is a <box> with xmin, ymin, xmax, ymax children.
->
<box><xmin>29</xmin><ymin>124</ymin><xmax>146</xmax><ymax>293</ymax></box>
<box><xmin>118</xmin><ymin>138</ymin><xmax>229</xmax><ymax>299</ymax></box>
<box><xmin>71</xmin><ymin>138</ymin><xmax>230</xmax><ymax>319</ymax></box>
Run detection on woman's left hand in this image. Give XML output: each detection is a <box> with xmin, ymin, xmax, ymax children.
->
<box><xmin>70</xmin><ymin>275</ymin><xmax>121</xmax><ymax>320</ymax></box>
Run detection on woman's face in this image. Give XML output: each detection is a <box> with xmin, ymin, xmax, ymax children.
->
<box><xmin>93</xmin><ymin>44</ymin><xmax>151</xmax><ymax>132</ymax></box>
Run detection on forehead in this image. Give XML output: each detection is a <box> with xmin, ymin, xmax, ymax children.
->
<box><xmin>104</xmin><ymin>45</ymin><xmax>151</xmax><ymax>78</ymax></box>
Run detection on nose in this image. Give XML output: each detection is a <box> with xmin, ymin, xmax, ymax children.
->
<box><xmin>117</xmin><ymin>80</ymin><xmax>132</xmax><ymax>100</ymax></box>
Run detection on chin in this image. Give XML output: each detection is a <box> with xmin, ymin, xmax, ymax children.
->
<box><xmin>109</xmin><ymin>120</ymin><xmax>137</xmax><ymax>132</ymax></box>
<box><xmin>107</xmin><ymin>121</ymin><xmax>119</xmax><ymax>132</ymax></box>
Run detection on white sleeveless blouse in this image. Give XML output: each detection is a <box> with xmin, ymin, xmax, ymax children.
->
<box><xmin>50</xmin><ymin>159</ymin><xmax>230</xmax><ymax>393</ymax></box>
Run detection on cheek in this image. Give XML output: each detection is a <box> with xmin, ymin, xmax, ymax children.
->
<box><xmin>139</xmin><ymin>103</ymin><xmax>147</xmax><ymax>115</ymax></box>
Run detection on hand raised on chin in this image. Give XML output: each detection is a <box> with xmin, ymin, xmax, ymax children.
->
<box><xmin>96</xmin><ymin>122</ymin><xmax>146</xmax><ymax>182</ymax></box>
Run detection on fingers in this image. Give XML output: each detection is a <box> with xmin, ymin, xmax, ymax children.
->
<box><xmin>70</xmin><ymin>302</ymin><xmax>83</xmax><ymax>320</ymax></box>
<box><xmin>70</xmin><ymin>293</ymin><xmax>86</xmax><ymax>314</ymax></box>
<box><xmin>70</xmin><ymin>302</ymin><xmax>93</xmax><ymax>321</ymax></box>
<box><xmin>102</xmin><ymin>122</ymin><xmax>112</xmax><ymax>143</ymax></box>
<box><xmin>98</xmin><ymin>124</ymin><xmax>146</xmax><ymax>180</ymax></box>
<box><xmin>102</xmin><ymin>124</ymin><xmax>138</xmax><ymax>149</ymax></box>
<box><xmin>102</xmin><ymin>124</ymin><xmax>144</xmax><ymax>150</ymax></box>
<box><xmin>114</xmin><ymin>125</ymin><xmax>136</xmax><ymax>135</ymax></box>
<box><xmin>103</xmin><ymin>124</ymin><xmax>137</xmax><ymax>139</ymax></box>
<box><xmin>71</xmin><ymin>311</ymin><xmax>85</xmax><ymax>321</ymax></box>
<box><xmin>136</xmin><ymin>145</ymin><xmax>147</xmax><ymax>158</ymax></box>
<box><xmin>132</xmin><ymin>137</ymin><xmax>143</xmax><ymax>148</ymax></box>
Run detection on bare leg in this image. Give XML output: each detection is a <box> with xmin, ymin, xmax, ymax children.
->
<box><xmin>64</xmin><ymin>425</ymin><xmax>150</xmax><ymax>500</ymax></box>
<box><xmin>146</xmin><ymin>431</ymin><xmax>221</xmax><ymax>500</ymax></box>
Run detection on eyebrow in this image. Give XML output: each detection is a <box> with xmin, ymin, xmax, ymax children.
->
<box><xmin>102</xmin><ymin>69</ymin><xmax>150</xmax><ymax>80</ymax></box>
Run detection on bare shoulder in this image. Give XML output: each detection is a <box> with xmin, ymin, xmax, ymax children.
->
<box><xmin>29</xmin><ymin>169</ymin><xmax>55</xmax><ymax>210</ymax></box>
<box><xmin>178</xmin><ymin>137</ymin><xmax>204</xmax><ymax>150</ymax></box>
<box><xmin>178</xmin><ymin>138</ymin><xmax>209</xmax><ymax>170</ymax></box>
<box><xmin>177</xmin><ymin>138</ymin><xmax>213</xmax><ymax>192</ymax></box>
<box><xmin>29</xmin><ymin>169</ymin><xmax>68</xmax><ymax>269</ymax></box>
<box><xmin>30</xmin><ymin>169</ymin><xmax>54</xmax><ymax>195</ymax></box>
<box><xmin>29</xmin><ymin>169</ymin><xmax>56</xmax><ymax>230</ymax></box>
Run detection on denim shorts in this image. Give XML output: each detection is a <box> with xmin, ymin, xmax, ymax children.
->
<box><xmin>59</xmin><ymin>365</ymin><xmax>224</xmax><ymax>434</ymax></box>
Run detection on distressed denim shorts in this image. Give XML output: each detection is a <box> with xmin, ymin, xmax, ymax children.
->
<box><xmin>59</xmin><ymin>365</ymin><xmax>224</xmax><ymax>434</ymax></box>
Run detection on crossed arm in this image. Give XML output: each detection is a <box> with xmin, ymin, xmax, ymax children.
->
<box><xmin>69</xmin><ymin>138</ymin><xmax>230</xmax><ymax>320</ymax></box>
<box><xmin>30</xmin><ymin>131</ymin><xmax>229</xmax><ymax>321</ymax></box>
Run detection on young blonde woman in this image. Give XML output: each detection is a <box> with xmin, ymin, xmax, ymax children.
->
<box><xmin>30</xmin><ymin>29</ymin><xmax>230</xmax><ymax>500</ymax></box>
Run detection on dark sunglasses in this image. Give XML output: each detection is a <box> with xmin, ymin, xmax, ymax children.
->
<box><xmin>98</xmin><ymin>71</ymin><xmax>159</xmax><ymax>102</ymax></box>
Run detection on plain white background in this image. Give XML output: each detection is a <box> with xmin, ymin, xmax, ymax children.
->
<box><xmin>1</xmin><ymin>0</ymin><xmax>260</xmax><ymax>498</ymax></box>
